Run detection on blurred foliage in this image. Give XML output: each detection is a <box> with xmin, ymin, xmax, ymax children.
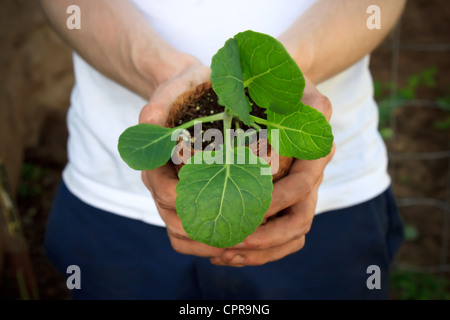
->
<box><xmin>433</xmin><ymin>115</ymin><xmax>450</xmax><ymax>131</ymax></box>
<box><xmin>18</xmin><ymin>162</ymin><xmax>47</xmax><ymax>198</ymax></box>
<box><xmin>397</xmin><ymin>66</ymin><xmax>437</xmax><ymax>99</ymax></box>
<box><xmin>403</xmin><ymin>224</ymin><xmax>419</xmax><ymax>241</ymax></box>
<box><xmin>391</xmin><ymin>269</ymin><xmax>450</xmax><ymax>300</ymax></box>
<box><xmin>375</xmin><ymin>66</ymin><xmax>450</xmax><ymax>136</ymax></box>
<box><xmin>374</xmin><ymin>66</ymin><xmax>438</xmax><ymax>102</ymax></box>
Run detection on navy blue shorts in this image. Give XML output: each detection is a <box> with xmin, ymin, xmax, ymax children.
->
<box><xmin>44</xmin><ymin>181</ymin><xmax>403</xmax><ymax>300</ymax></box>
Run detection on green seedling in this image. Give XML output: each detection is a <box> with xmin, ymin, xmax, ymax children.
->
<box><xmin>118</xmin><ymin>30</ymin><xmax>334</xmax><ymax>247</ymax></box>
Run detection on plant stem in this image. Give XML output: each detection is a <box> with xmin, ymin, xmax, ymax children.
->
<box><xmin>234</xmin><ymin>121</ymin><xmax>242</xmax><ymax>146</ymax></box>
<box><xmin>249</xmin><ymin>115</ymin><xmax>270</xmax><ymax>127</ymax></box>
<box><xmin>176</xmin><ymin>112</ymin><xmax>225</xmax><ymax>130</ymax></box>
<box><xmin>244</xmin><ymin>130</ymin><xmax>258</xmax><ymax>139</ymax></box>
<box><xmin>251</xmin><ymin>122</ymin><xmax>262</xmax><ymax>132</ymax></box>
<box><xmin>223</xmin><ymin>110</ymin><xmax>233</xmax><ymax>163</ymax></box>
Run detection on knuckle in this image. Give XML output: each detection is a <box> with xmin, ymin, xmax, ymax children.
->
<box><xmin>303</xmin><ymin>222</ymin><xmax>313</xmax><ymax>235</ymax></box>
<box><xmin>305</xmin><ymin>177</ymin><xmax>316</xmax><ymax>195</ymax></box>
<box><xmin>292</xmin><ymin>219</ymin><xmax>309</xmax><ymax>239</ymax></box>
<box><xmin>222</xmin><ymin>251</ymin><xmax>238</xmax><ymax>264</ymax></box>
<box><xmin>141</xmin><ymin>171</ymin><xmax>149</xmax><ymax>186</ymax></box>
<box><xmin>318</xmin><ymin>95</ymin><xmax>332</xmax><ymax>119</ymax></box>
<box><xmin>327</xmin><ymin>144</ymin><xmax>337</xmax><ymax>161</ymax></box>
<box><xmin>138</xmin><ymin>103</ymin><xmax>155</xmax><ymax>124</ymax></box>
<box><xmin>319</xmin><ymin>94</ymin><xmax>332</xmax><ymax>109</ymax></box>
<box><xmin>245</xmin><ymin>236</ymin><xmax>268</xmax><ymax>250</ymax></box>
<box><xmin>296</xmin><ymin>237</ymin><xmax>306</xmax><ymax>251</ymax></box>
<box><xmin>153</xmin><ymin>191</ymin><xmax>175</xmax><ymax>211</ymax></box>
<box><xmin>243</xmin><ymin>256</ymin><xmax>256</xmax><ymax>266</ymax></box>
<box><xmin>316</xmin><ymin>173</ymin><xmax>325</xmax><ymax>187</ymax></box>
<box><xmin>288</xmin><ymin>236</ymin><xmax>306</xmax><ymax>255</ymax></box>
<box><xmin>138</xmin><ymin>104</ymin><xmax>149</xmax><ymax>124</ymax></box>
<box><xmin>290</xmin><ymin>211</ymin><xmax>313</xmax><ymax>238</ymax></box>
<box><xmin>168</xmin><ymin>229</ymin><xmax>190</xmax><ymax>242</ymax></box>
<box><xmin>242</xmin><ymin>254</ymin><xmax>264</xmax><ymax>267</ymax></box>
<box><xmin>168</xmin><ymin>237</ymin><xmax>184</xmax><ymax>254</ymax></box>
<box><xmin>256</xmin><ymin>237</ymin><xmax>271</xmax><ymax>250</ymax></box>
<box><xmin>139</xmin><ymin>98</ymin><xmax>169</xmax><ymax>126</ymax></box>
<box><xmin>296</xmin><ymin>174</ymin><xmax>316</xmax><ymax>199</ymax></box>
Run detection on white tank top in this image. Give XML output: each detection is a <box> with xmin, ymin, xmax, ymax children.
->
<box><xmin>62</xmin><ymin>0</ymin><xmax>390</xmax><ymax>226</ymax></box>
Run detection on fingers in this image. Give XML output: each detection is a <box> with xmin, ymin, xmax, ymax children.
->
<box><xmin>258</xmin><ymin>75</ymin><xmax>334</xmax><ymax>217</ymax></box>
<box><xmin>266</xmin><ymin>143</ymin><xmax>335</xmax><ymax>218</ymax></box>
<box><xmin>244</xmin><ymin>176</ymin><xmax>319</xmax><ymax>251</ymax></box>
<box><xmin>138</xmin><ymin>71</ymin><xmax>332</xmax><ymax>264</ymax></box>
<box><xmin>142</xmin><ymin>164</ymin><xmax>178</xmax><ymax>211</ymax></box>
<box><xmin>169</xmin><ymin>236</ymin><xmax>225</xmax><ymax>258</ymax></box>
<box><xmin>241</xmin><ymin>196</ymin><xmax>316</xmax><ymax>250</ymax></box>
<box><xmin>302</xmin><ymin>77</ymin><xmax>333</xmax><ymax>121</ymax></box>
<box><xmin>143</xmin><ymin>164</ymin><xmax>224</xmax><ymax>258</ymax></box>
<box><xmin>142</xmin><ymin>164</ymin><xmax>187</xmax><ymax>238</ymax></box>
<box><xmin>210</xmin><ymin>237</ymin><xmax>306</xmax><ymax>267</ymax></box>
<box><xmin>137</xmin><ymin>61</ymin><xmax>216</xmax><ymax>257</ymax></box>
<box><xmin>210</xmin><ymin>185</ymin><xmax>318</xmax><ymax>267</ymax></box>
<box><xmin>163</xmin><ymin>205</ymin><xmax>225</xmax><ymax>258</ymax></box>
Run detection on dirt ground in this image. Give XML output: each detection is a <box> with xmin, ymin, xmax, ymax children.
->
<box><xmin>1</xmin><ymin>0</ymin><xmax>449</xmax><ymax>300</ymax></box>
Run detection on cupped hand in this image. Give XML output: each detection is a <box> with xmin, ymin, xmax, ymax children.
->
<box><xmin>139</xmin><ymin>56</ymin><xmax>225</xmax><ymax>258</ymax></box>
<box><xmin>210</xmin><ymin>78</ymin><xmax>335</xmax><ymax>267</ymax></box>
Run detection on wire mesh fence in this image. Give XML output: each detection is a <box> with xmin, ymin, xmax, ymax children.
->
<box><xmin>378</xmin><ymin>18</ymin><xmax>450</xmax><ymax>297</ymax></box>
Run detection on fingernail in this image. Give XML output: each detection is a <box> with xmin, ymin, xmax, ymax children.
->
<box><xmin>231</xmin><ymin>255</ymin><xmax>246</xmax><ymax>265</ymax></box>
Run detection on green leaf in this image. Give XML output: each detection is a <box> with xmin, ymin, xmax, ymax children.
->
<box><xmin>264</xmin><ymin>103</ymin><xmax>334</xmax><ymax>160</ymax></box>
<box><xmin>211</xmin><ymin>38</ymin><xmax>252</xmax><ymax>125</ymax></box>
<box><xmin>118</xmin><ymin>123</ymin><xmax>176</xmax><ymax>170</ymax></box>
<box><xmin>175</xmin><ymin>147</ymin><xmax>273</xmax><ymax>248</ymax></box>
<box><xmin>235</xmin><ymin>30</ymin><xmax>305</xmax><ymax>114</ymax></box>
<box><xmin>210</xmin><ymin>30</ymin><xmax>305</xmax><ymax>119</ymax></box>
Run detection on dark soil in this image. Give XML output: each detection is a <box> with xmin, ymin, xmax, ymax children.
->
<box><xmin>172</xmin><ymin>87</ymin><xmax>267</xmax><ymax>150</ymax></box>
<box><xmin>175</xmin><ymin>87</ymin><xmax>225</xmax><ymax>137</ymax></box>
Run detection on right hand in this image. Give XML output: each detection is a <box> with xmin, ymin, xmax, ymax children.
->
<box><xmin>139</xmin><ymin>55</ymin><xmax>226</xmax><ymax>258</ymax></box>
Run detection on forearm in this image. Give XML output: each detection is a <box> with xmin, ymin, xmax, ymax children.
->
<box><xmin>39</xmin><ymin>0</ymin><xmax>195</xmax><ymax>99</ymax></box>
<box><xmin>279</xmin><ymin>0</ymin><xmax>406</xmax><ymax>84</ymax></box>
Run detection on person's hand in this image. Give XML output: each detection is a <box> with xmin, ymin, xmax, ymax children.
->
<box><xmin>139</xmin><ymin>55</ymin><xmax>226</xmax><ymax>258</ymax></box>
<box><xmin>210</xmin><ymin>78</ymin><xmax>335</xmax><ymax>267</ymax></box>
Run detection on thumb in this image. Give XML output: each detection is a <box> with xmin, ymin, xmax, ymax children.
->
<box><xmin>139</xmin><ymin>84</ymin><xmax>178</xmax><ymax>126</ymax></box>
<box><xmin>139</xmin><ymin>64</ymin><xmax>211</xmax><ymax>126</ymax></box>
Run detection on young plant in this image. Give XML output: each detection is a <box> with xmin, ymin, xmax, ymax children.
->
<box><xmin>118</xmin><ymin>30</ymin><xmax>334</xmax><ymax>248</ymax></box>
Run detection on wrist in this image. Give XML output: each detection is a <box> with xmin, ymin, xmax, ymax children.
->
<box><xmin>130</xmin><ymin>37</ymin><xmax>199</xmax><ymax>97</ymax></box>
<box><xmin>279</xmin><ymin>33</ymin><xmax>316</xmax><ymax>83</ymax></box>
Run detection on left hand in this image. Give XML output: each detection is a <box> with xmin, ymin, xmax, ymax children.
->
<box><xmin>210</xmin><ymin>77</ymin><xmax>335</xmax><ymax>267</ymax></box>
<box><xmin>139</xmin><ymin>58</ymin><xmax>226</xmax><ymax>259</ymax></box>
